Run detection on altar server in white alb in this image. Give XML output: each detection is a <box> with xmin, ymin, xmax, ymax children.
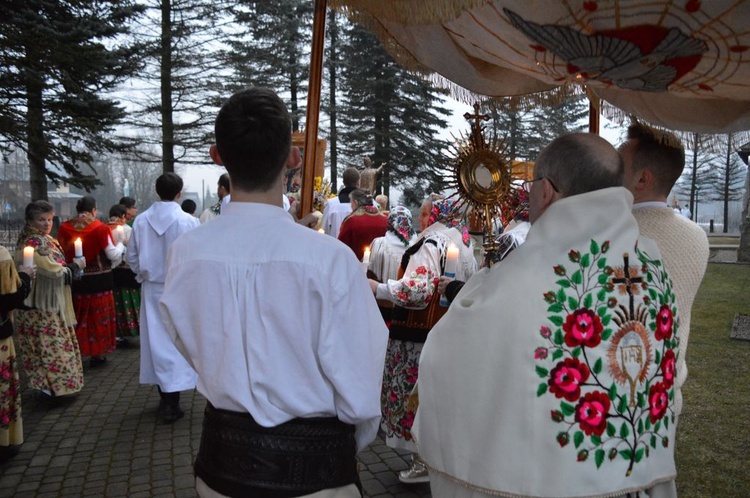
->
<box><xmin>414</xmin><ymin>133</ymin><xmax>680</xmax><ymax>498</ymax></box>
<box><xmin>619</xmin><ymin>121</ymin><xmax>709</xmax><ymax>418</ymax></box>
<box><xmin>126</xmin><ymin>173</ymin><xmax>199</xmax><ymax>424</ymax></box>
<box><xmin>160</xmin><ymin>87</ymin><xmax>388</xmax><ymax>498</ymax></box>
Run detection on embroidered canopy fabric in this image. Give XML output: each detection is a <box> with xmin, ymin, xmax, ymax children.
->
<box><xmin>331</xmin><ymin>0</ymin><xmax>750</xmax><ymax>133</ymax></box>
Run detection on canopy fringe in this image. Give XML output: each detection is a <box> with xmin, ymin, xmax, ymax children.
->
<box><xmin>329</xmin><ymin>0</ymin><xmax>491</xmax><ymax>25</ymax></box>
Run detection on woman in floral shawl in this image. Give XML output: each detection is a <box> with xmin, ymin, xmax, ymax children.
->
<box><xmin>0</xmin><ymin>245</ymin><xmax>33</xmax><ymax>463</ymax></box>
<box><xmin>367</xmin><ymin>206</ymin><xmax>418</xmax><ymax>283</ymax></box>
<box><xmin>368</xmin><ymin>194</ymin><xmax>477</xmax><ymax>484</ymax></box>
<box><xmin>15</xmin><ymin>201</ymin><xmax>84</xmax><ymax>402</ymax></box>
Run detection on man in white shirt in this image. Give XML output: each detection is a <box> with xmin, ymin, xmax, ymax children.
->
<box><xmin>160</xmin><ymin>87</ymin><xmax>388</xmax><ymax>498</ymax></box>
<box><xmin>619</xmin><ymin>122</ymin><xmax>709</xmax><ymax>417</ymax></box>
<box><xmin>199</xmin><ymin>173</ymin><xmax>230</xmax><ymax>224</ymax></box>
<box><xmin>126</xmin><ymin>173</ymin><xmax>199</xmax><ymax>424</ymax></box>
<box><xmin>322</xmin><ymin>167</ymin><xmax>360</xmax><ymax>238</ymax></box>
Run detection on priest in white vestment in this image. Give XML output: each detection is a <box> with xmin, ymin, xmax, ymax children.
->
<box><xmin>413</xmin><ymin>134</ymin><xmax>679</xmax><ymax>498</ymax></box>
<box><xmin>126</xmin><ymin>172</ymin><xmax>199</xmax><ymax>423</ymax></box>
<box><xmin>322</xmin><ymin>167</ymin><xmax>360</xmax><ymax>238</ymax></box>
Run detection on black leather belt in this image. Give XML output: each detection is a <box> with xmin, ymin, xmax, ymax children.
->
<box><xmin>195</xmin><ymin>402</ymin><xmax>360</xmax><ymax>498</ymax></box>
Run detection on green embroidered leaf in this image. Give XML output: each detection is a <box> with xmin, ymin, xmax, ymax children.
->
<box><xmin>583</xmin><ymin>293</ymin><xmax>593</xmax><ymax>309</ymax></box>
<box><xmin>619</xmin><ymin>449</ymin><xmax>632</xmax><ymax>460</ymax></box>
<box><xmin>568</xmin><ymin>296</ymin><xmax>579</xmax><ymax>310</ymax></box>
<box><xmin>646</xmin><ymin>272</ymin><xmax>653</xmax><ymax>282</ymax></box>
<box><xmin>597</xmin><ymin>259</ymin><xmax>607</xmax><ymax>270</ymax></box>
<box><xmin>554</xmin><ymin>329</ymin><xmax>564</xmax><ymax>345</ymax></box>
<box><xmin>556</xmin><ymin>279</ymin><xmax>571</xmax><ymax>288</ymax></box>
<box><xmin>574</xmin><ymin>431</ymin><xmax>584</xmax><ymax>448</ymax></box>
<box><xmin>649</xmin><ymin>309</ymin><xmax>657</xmax><ymax>319</ymax></box>
<box><xmin>620</xmin><ymin>422</ymin><xmax>630</xmax><ymax>439</ymax></box>
<box><xmin>557</xmin><ymin>288</ymin><xmax>567</xmax><ymax>303</ymax></box>
<box><xmin>668</xmin><ymin>389</ymin><xmax>674</xmax><ymax>402</ymax></box>
<box><xmin>598</xmin><ymin>273</ymin><xmax>609</xmax><ymax>285</ymax></box>
<box><xmin>591</xmin><ymin>435</ymin><xmax>602</xmax><ymax>446</ymax></box>
<box><xmin>637</xmin><ymin>392</ymin><xmax>645</xmax><ymax>408</ymax></box>
<box><xmin>638</xmin><ymin>419</ymin><xmax>644</xmax><ymax>435</ymax></box>
<box><xmin>571</xmin><ymin>270</ymin><xmax>583</xmax><ymax>285</ymax></box>
<box><xmin>535</xmin><ymin>366</ymin><xmax>549</xmax><ymax>378</ymax></box>
<box><xmin>552</xmin><ymin>349</ymin><xmax>564</xmax><ymax>360</ymax></box>
<box><xmin>597</xmin><ymin>306</ymin><xmax>608</xmax><ymax>318</ymax></box>
<box><xmin>648</xmin><ymin>288</ymin><xmax>658</xmax><ymax>301</ymax></box>
<box><xmin>607</xmin><ymin>422</ymin><xmax>616</xmax><ymax>437</ymax></box>
<box><xmin>547</xmin><ymin>303</ymin><xmax>564</xmax><ymax>313</ymax></box>
<box><xmin>597</xmin><ymin>289</ymin><xmax>607</xmax><ymax>301</ymax></box>
<box><xmin>645</xmin><ymin>417</ymin><xmax>652</xmax><ymax>430</ymax></box>
<box><xmin>664</xmin><ymin>415</ymin><xmax>670</xmax><ymax>429</ymax></box>
<box><xmin>549</xmin><ymin>315</ymin><xmax>564</xmax><ymax>327</ymax></box>
<box><xmin>617</xmin><ymin>395</ymin><xmax>628</xmax><ymax>414</ymax></box>
<box><xmin>654</xmin><ymin>420</ymin><xmax>662</xmax><ymax>433</ymax></box>
<box><xmin>593</xmin><ymin>358</ymin><xmax>603</xmax><ymax>375</ymax></box>
<box><xmin>537</xmin><ymin>383</ymin><xmax>548</xmax><ymax>397</ymax></box>
<box><xmin>608</xmin><ymin>383</ymin><xmax>618</xmax><ymax>401</ymax></box>
<box><xmin>601</xmin><ymin>328</ymin><xmax>613</xmax><ymax>341</ymax></box>
<box><xmin>590</xmin><ymin>240</ymin><xmax>600</xmax><ymax>255</ymax></box>
<box><xmin>560</xmin><ymin>402</ymin><xmax>575</xmax><ymax>416</ymax></box>
<box><xmin>650</xmin><ymin>435</ymin><xmax>657</xmax><ymax>448</ymax></box>
<box><xmin>635</xmin><ymin>448</ymin><xmax>645</xmax><ymax>463</ymax></box>
<box><xmin>581</xmin><ymin>254</ymin><xmax>591</xmax><ymax>268</ymax></box>
<box><xmin>595</xmin><ymin>449</ymin><xmax>605</xmax><ymax>468</ymax></box>
<box><xmin>572</xmin><ymin>347</ymin><xmax>582</xmax><ymax>358</ymax></box>
<box><xmin>601</xmin><ymin>314</ymin><xmax>612</xmax><ymax>326</ymax></box>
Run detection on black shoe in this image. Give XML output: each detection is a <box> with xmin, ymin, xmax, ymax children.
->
<box><xmin>163</xmin><ymin>404</ymin><xmax>184</xmax><ymax>424</ymax></box>
<box><xmin>90</xmin><ymin>356</ymin><xmax>107</xmax><ymax>367</ymax></box>
<box><xmin>35</xmin><ymin>390</ymin><xmax>59</xmax><ymax>406</ymax></box>
<box><xmin>0</xmin><ymin>445</ymin><xmax>21</xmax><ymax>465</ymax></box>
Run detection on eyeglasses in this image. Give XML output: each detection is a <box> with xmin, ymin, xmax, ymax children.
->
<box><xmin>522</xmin><ymin>177</ymin><xmax>558</xmax><ymax>193</ymax></box>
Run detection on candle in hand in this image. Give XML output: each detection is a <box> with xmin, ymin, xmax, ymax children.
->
<box><xmin>115</xmin><ymin>225</ymin><xmax>124</xmax><ymax>243</ymax></box>
<box><xmin>74</xmin><ymin>238</ymin><xmax>83</xmax><ymax>258</ymax></box>
<box><xmin>23</xmin><ymin>246</ymin><xmax>34</xmax><ymax>267</ymax></box>
<box><xmin>445</xmin><ymin>243</ymin><xmax>459</xmax><ymax>276</ymax></box>
<box><xmin>362</xmin><ymin>247</ymin><xmax>371</xmax><ymax>273</ymax></box>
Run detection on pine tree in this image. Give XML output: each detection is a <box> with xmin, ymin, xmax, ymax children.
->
<box><xmin>712</xmin><ymin>133</ymin><xmax>746</xmax><ymax>232</ymax></box>
<box><xmin>338</xmin><ymin>25</ymin><xmax>451</xmax><ymax>198</ymax></box>
<box><xmin>227</xmin><ymin>0</ymin><xmax>313</xmax><ymax>132</ymax></box>
<box><xmin>0</xmin><ymin>0</ymin><xmax>145</xmax><ymax>200</ymax></box>
<box><xmin>675</xmin><ymin>133</ymin><xmax>716</xmax><ymax>221</ymax></box>
<box><xmin>121</xmin><ymin>0</ymin><xmax>231</xmax><ymax>173</ymax></box>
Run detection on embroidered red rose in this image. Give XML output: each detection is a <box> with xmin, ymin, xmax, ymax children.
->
<box><xmin>660</xmin><ymin>349</ymin><xmax>676</xmax><ymax>388</ymax></box>
<box><xmin>656</xmin><ymin>305</ymin><xmax>674</xmax><ymax>341</ymax></box>
<box><xmin>648</xmin><ymin>382</ymin><xmax>669</xmax><ymax>423</ymax></box>
<box><xmin>540</xmin><ymin>326</ymin><xmax>552</xmax><ymax>339</ymax></box>
<box><xmin>548</xmin><ymin>358</ymin><xmax>590</xmax><ymax>402</ymax></box>
<box><xmin>415</xmin><ymin>266</ymin><xmax>427</xmax><ymax>275</ymax></box>
<box><xmin>575</xmin><ymin>391</ymin><xmax>611</xmax><ymax>436</ymax></box>
<box><xmin>563</xmin><ymin>309</ymin><xmax>603</xmax><ymax>348</ymax></box>
<box><xmin>534</xmin><ymin>347</ymin><xmax>548</xmax><ymax>360</ymax></box>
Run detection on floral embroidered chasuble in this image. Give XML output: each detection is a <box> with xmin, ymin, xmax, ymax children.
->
<box><xmin>413</xmin><ymin>188</ymin><xmax>678</xmax><ymax>497</ymax></box>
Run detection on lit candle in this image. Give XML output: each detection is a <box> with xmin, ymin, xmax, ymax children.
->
<box><xmin>362</xmin><ymin>247</ymin><xmax>371</xmax><ymax>273</ymax></box>
<box><xmin>318</xmin><ymin>228</ymin><xmax>325</xmax><ymax>234</ymax></box>
<box><xmin>23</xmin><ymin>246</ymin><xmax>35</xmax><ymax>267</ymax></box>
<box><xmin>440</xmin><ymin>243</ymin><xmax>460</xmax><ymax>307</ymax></box>
<box><xmin>115</xmin><ymin>225</ymin><xmax>124</xmax><ymax>244</ymax></box>
<box><xmin>74</xmin><ymin>238</ymin><xmax>83</xmax><ymax>258</ymax></box>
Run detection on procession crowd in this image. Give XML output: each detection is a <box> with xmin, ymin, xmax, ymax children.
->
<box><xmin>0</xmin><ymin>87</ymin><xmax>709</xmax><ymax>498</ymax></box>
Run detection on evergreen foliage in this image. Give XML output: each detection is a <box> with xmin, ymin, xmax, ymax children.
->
<box><xmin>0</xmin><ymin>0</ymin><xmax>145</xmax><ymax>200</ymax></box>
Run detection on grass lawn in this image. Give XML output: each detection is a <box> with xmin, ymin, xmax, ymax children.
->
<box><xmin>676</xmin><ymin>263</ymin><xmax>750</xmax><ymax>497</ymax></box>
<box><xmin>706</xmin><ymin>237</ymin><xmax>740</xmax><ymax>246</ymax></box>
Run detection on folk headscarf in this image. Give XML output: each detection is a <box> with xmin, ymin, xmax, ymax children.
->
<box><xmin>387</xmin><ymin>206</ymin><xmax>416</xmax><ymax>247</ymax></box>
<box><xmin>428</xmin><ymin>197</ymin><xmax>470</xmax><ymax>247</ymax></box>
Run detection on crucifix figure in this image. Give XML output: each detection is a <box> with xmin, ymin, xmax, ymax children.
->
<box><xmin>612</xmin><ymin>252</ymin><xmax>643</xmax><ymax>319</ymax></box>
<box><xmin>463</xmin><ymin>102</ymin><xmax>490</xmax><ymax>149</ymax></box>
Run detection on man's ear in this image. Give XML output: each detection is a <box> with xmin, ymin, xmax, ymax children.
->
<box><xmin>634</xmin><ymin>168</ymin><xmax>653</xmax><ymax>192</ymax></box>
<box><xmin>540</xmin><ymin>177</ymin><xmax>558</xmax><ymax>211</ymax></box>
<box><xmin>209</xmin><ymin>144</ymin><xmax>223</xmax><ymax>166</ymax></box>
<box><xmin>286</xmin><ymin>146</ymin><xmax>301</xmax><ymax>169</ymax></box>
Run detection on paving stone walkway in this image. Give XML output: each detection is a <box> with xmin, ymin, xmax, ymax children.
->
<box><xmin>0</xmin><ymin>341</ymin><xmax>432</xmax><ymax>497</ymax></box>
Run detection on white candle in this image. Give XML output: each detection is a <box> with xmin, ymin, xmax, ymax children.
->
<box><xmin>317</xmin><ymin>228</ymin><xmax>325</xmax><ymax>234</ymax></box>
<box><xmin>74</xmin><ymin>238</ymin><xmax>83</xmax><ymax>258</ymax></box>
<box><xmin>362</xmin><ymin>247</ymin><xmax>371</xmax><ymax>273</ymax></box>
<box><xmin>23</xmin><ymin>246</ymin><xmax>34</xmax><ymax>267</ymax></box>
<box><xmin>115</xmin><ymin>225</ymin><xmax>124</xmax><ymax>243</ymax></box>
<box><xmin>445</xmin><ymin>243</ymin><xmax>459</xmax><ymax>276</ymax></box>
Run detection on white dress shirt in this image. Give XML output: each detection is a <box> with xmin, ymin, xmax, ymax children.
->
<box><xmin>160</xmin><ymin>202</ymin><xmax>389</xmax><ymax>451</ymax></box>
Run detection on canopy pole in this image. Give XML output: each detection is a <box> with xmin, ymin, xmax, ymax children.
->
<box><xmin>588</xmin><ymin>93</ymin><xmax>600</xmax><ymax>135</ymax></box>
<box><xmin>301</xmin><ymin>0</ymin><xmax>327</xmax><ymax>216</ymax></box>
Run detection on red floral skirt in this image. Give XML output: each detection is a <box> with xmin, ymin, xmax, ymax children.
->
<box><xmin>72</xmin><ymin>291</ymin><xmax>117</xmax><ymax>357</ymax></box>
<box><xmin>0</xmin><ymin>338</ymin><xmax>23</xmax><ymax>446</ymax></box>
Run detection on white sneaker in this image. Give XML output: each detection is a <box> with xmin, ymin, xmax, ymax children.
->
<box><xmin>398</xmin><ymin>458</ymin><xmax>430</xmax><ymax>484</ymax></box>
